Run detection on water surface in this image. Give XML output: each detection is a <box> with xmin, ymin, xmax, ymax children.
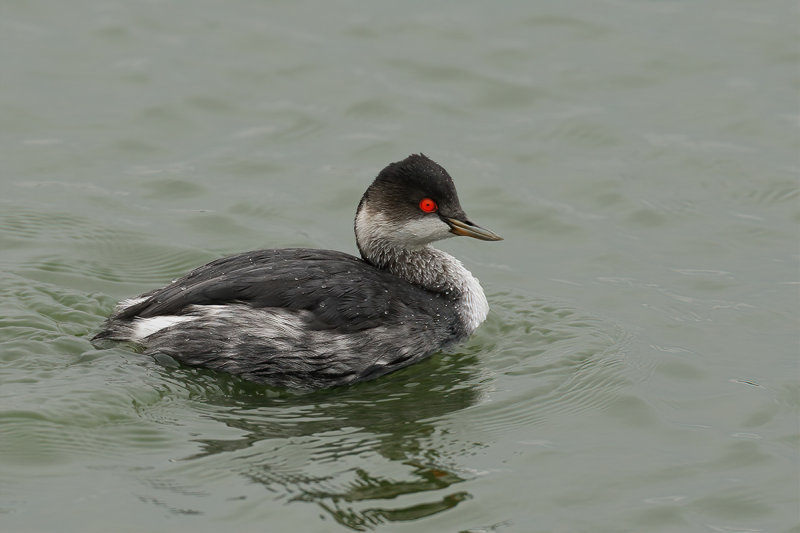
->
<box><xmin>1</xmin><ymin>1</ymin><xmax>798</xmax><ymax>532</ymax></box>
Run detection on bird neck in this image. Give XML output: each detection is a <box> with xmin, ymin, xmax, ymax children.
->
<box><xmin>354</xmin><ymin>208</ymin><xmax>490</xmax><ymax>333</ymax></box>
<box><xmin>354</xmin><ymin>206</ymin><xmax>449</xmax><ymax>291</ymax></box>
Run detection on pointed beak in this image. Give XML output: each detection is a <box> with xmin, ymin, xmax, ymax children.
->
<box><xmin>445</xmin><ymin>217</ymin><xmax>503</xmax><ymax>241</ymax></box>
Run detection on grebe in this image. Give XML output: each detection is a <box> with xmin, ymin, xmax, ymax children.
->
<box><xmin>93</xmin><ymin>154</ymin><xmax>502</xmax><ymax>390</ymax></box>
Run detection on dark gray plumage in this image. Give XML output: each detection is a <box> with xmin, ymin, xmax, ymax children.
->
<box><xmin>93</xmin><ymin>154</ymin><xmax>501</xmax><ymax>390</ymax></box>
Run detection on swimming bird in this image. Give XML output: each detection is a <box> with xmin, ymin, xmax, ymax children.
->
<box><xmin>93</xmin><ymin>154</ymin><xmax>502</xmax><ymax>390</ymax></box>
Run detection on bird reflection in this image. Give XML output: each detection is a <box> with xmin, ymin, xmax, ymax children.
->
<box><xmin>167</xmin><ymin>350</ymin><xmax>484</xmax><ymax>530</ymax></box>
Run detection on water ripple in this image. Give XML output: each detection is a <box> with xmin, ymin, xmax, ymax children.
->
<box><xmin>0</xmin><ymin>205</ymin><xmax>215</xmax><ymax>286</ymax></box>
<box><xmin>2</xmin><ymin>242</ymin><xmax>633</xmax><ymax>531</ymax></box>
<box><xmin>92</xmin><ymin>287</ymin><xmax>636</xmax><ymax>530</ymax></box>
<box><xmin>467</xmin><ymin>290</ymin><xmax>634</xmax><ymax>434</ymax></box>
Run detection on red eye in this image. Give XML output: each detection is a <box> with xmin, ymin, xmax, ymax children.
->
<box><xmin>419</xmin><ymin>198</ymin><xmax>438</xmax><ymax>213</ymax></box>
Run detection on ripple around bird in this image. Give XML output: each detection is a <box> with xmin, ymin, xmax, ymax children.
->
<box><xmin>0</xmin><ymin>259</ymin><xmax>633</xmax><ymax>529</ymax></box>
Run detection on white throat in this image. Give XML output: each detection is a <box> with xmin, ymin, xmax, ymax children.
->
<box><xmin>355</xmin><ymin>206</ymin><xmax>490</xmax><ymax>333</ymax></box>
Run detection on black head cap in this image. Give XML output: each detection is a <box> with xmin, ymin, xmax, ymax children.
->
<box><xmin>362</xmin><ymin>153</ymin><xmax>467</xmax><ymax>220</ymax></box>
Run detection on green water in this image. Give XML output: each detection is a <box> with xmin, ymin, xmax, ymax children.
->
<box><xmin>1</xmin><ymin>1</ymin><xmax>798</xmax><ymax>532</ymax></box>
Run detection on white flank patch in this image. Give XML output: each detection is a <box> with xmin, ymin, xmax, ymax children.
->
<box><xmin>116</xmin><ymin>296</ymin><xmax>148</xmax><ymax>312</ymax></box>
<box><xmin>131</xmin><ymin>315</ymin><xmax>195</xmax><ymax>340</ymax></box>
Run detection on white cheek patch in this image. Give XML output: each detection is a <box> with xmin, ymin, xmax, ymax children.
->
<box><xmin>131</xmin><ymin>315</ymin><xmax>196</xmax><ymax>340</ymax></box>
<box><xmin>356</xmin><ymin>207</ymin><xmax>453</xmax><ymax>248</ymax></box>
<box><xmin>394</xmin><ymin>216</ymin><xmax>454</xmax><ymax>246</ymax></box>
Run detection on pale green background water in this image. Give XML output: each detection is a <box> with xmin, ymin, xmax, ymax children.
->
<box><xmin>1</xmin><ymin>1</ymin><xmax>798</xmax><ymax>532</ymax></box>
